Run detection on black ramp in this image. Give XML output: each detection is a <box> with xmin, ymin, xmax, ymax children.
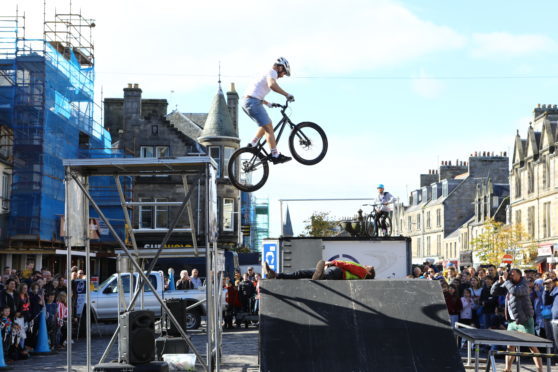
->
<box><xmin>259</xmin><ymin>280</ymin><xmax>464</xmax><ymax>372</ymax></box>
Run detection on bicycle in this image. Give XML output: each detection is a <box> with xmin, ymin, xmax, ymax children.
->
<box><xmin>361</xmin><ymin>204</ymin><xmax>393</xmax><ymax>238</ymax></box>
<box><xmin>228</xmin><ymin>100</ymin><xmax>328</xmax><ymax>192</ymax></box>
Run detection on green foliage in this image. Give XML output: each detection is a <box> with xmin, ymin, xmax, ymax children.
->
<box><xmin>300</xmin><ymin>211</ymin><xmax>339</xmax><ymax>237</ymax></box>
<box><xmin>470</xmin><ymin>219</ymin><xmax>537</xmax><ymax>267</ymax></box>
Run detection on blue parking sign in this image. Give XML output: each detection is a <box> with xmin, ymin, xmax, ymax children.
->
<box><xmin>263</xmin><ymin>241</ymin><xmax>278</xmax><ymax>278</ymax></box>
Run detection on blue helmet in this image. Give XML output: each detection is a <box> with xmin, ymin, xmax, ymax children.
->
<box><xmin>377</xmin><ymin>184</ymin><xmax>384</xmax><ymax>189</ymax></box>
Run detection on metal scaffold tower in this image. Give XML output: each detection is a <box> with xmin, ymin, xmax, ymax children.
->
<box><xmin>63</xmin><ymin>156</ymin><xmax>222</xmax><ymax>372</ymax></box>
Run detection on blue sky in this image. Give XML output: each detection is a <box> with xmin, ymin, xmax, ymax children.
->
<box><xmin>8</xmin><ymin>0</ymin><xmax>558</xmax><ymax>237</ymax></box>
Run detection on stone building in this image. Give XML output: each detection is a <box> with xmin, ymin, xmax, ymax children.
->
<box><xmin>393</xmin><ymin>153</ymin><xmax>509</xmax><ymax>265</ymax></box>
<box><xmin>103</xmin><ymin>83</ymin><xmax>241</xmax><ymax>249</ymax></box>
<box><xmin>510</xmin><ymin>104</ymin><xmax>558</xmax><ymax>269</ymax></box>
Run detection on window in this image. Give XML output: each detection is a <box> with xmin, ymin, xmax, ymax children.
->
<box><xmin>515</xmin><ymin>210</ymin><xmax>522</xmax><ymax>227</ymax></box>
<box><xmin>527</xmin><ymin>163</ymin><xmax>534</xmax><ymax>194</ymax></box>
<box><xmin>514</xmin><ymin>169</ymin><xmax>521</xmax><ymax>198</ymax></box>
<box><xmin>436</xmin><ymin>235</ymin><xmax>441</xmax><ymax>256</ymax></box>
<box><xmin>1</xmin><ymin>173</ymin><xmax>10</xmax><ymax>210</ymax></box>
<box><xmin>407</xmin><ymin>216</ymin><xmax>412</xmax><ymax>231</ymax></box>
<box><xmin>139</xmin><ymin>197</ymin><xmax>153</xmax><ymax>228</ymax></box>
<box><xmin>156</xmin><ymin>146</ymin><xmax>169</xmax><ymax>158</ymax></box>
<box><xmin>416</xmin><ymin>238</ymin><xmax>422</xmax><ymax>257</ymax></box>
<box><xmin>543</xmin><ymin>202</ymin><xmax>551</xmax><ymax>238</ymax></box>
<box><xmin>155</xmin><ymin>198</ymin><xmax>169</xmax><ymax>228</ymax></box>
<box><xmin>222</xmin><ymin>198</ymin><xmax>234</xmax><ymax>232</ymax></box>
<box><xmin>426</xmin><ymin>236</ymin><xmax>431</xmax><ymax>256</ymax></box>
<box><xmin>223</xmin><ymin>147</ymin><xmax>235</xmax><ymax>177</ymax></box>
<box><xmin>527</xmin><ymin>206</ymin><xmax>535</xmax><ymax>238</ymax></box>
<box><xmin>416</xmin><ymin>214</ymin><xmax>421</xmax><ymax>230</ymax></box>
<box><xmin>140</xmin><ymin>146</ymin><xmax>154</xmax><ymax>158</ymax></box>
<box><xmin>436</xmin><ymin>209</ymin><xmax>441</xmax><ymax>227</ymax></box>
<box><xmin>140</xmin><ymin>146</ymin><xmax>169</xmax><ymax>158</ymax></box>
<box><xmin>209</xmin><ymin>146</ymin><xmax>221</xmax><ymax>177</ymax></box>
<box><xmin>542</xmin><ymin>157</ymin><xmax>551</xmax><ymax>190</ymax></box>
<box><xmin>426</xmin><ymin>211</ymin><xmax>431</xmax><ymax>229</ymax></box>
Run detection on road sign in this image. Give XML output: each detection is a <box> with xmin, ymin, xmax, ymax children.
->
<box><xmin>262</xmin><ymin>240</ymin><xmax>279</xmax><ymax>278</ymax></box>
<box><xmin>502</xmin><ymin>254</ymin><xmax>513</xmax><ymax>264</ymax></box>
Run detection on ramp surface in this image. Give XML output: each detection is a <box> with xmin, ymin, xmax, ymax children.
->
<box><xmin>259</xmin><ymin>279</ymin><xmax>464</xmax><ymax>372</ymax></box>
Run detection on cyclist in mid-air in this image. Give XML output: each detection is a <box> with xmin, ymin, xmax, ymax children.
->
<box><xmin>375</xmin><ymin>184</ymin><xmax>395</xmax><ymax>234</ymax></box>
<box><xmin>242</xmin><ymin>57</ymin><xmax>294</xmax><ymax>164</ymax></box>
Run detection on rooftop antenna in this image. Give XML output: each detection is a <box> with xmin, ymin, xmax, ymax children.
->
<box><xmin>218</xmin><ymin>61</ymin><xmax>222</xmax><ymax>92</ymax></box>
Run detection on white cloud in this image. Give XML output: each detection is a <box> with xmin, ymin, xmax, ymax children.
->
<box><xmin>471</xmin><ymin>32</ymin><xmax>557</xmax><ymax>59</ymax></box>
<box><xmin>4</xmin><ymin>0</ymin><xmax>467</xmax><ymax>97</ymax></box>
<box><xmin>411</xmin><ymin>70</ymin><xmax>445</xmax><ymax>99</ymax></box>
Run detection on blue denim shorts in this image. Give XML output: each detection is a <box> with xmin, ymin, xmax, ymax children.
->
<box><xmin>241</xmin><ymin>97</ymin><xmax>271</xmax><ymax>127</ymax></box>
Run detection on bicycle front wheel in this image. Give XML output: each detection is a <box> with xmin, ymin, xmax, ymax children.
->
<box><xmin>228</xmin><ymin>147</ymin><xmax>269</xmax><ymax>192</ymax></box>
<box><xmin>289</xmin><ymin>122</ymin><xmax>328</xmax><ymax>165</ymax></box>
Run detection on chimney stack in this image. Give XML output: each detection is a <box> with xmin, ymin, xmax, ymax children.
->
<box><xmin>123</xmin><ymin>83</ymin><xmax>142</xmax><ymax>129</ymax></box>
<box><xmin>226</xmin><ymin>82</ymin><xmax>239</xmax><ymax>136</ymax></box>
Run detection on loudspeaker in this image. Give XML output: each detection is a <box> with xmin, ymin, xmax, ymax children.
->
<box><xmin>155</xmin><ymin>336</ymin><xmax>189</xmax><ymax>361</ymax></box>
<box><xmin>119</xmin><ymin>310</ymin><xmax>155</xmax><ymax>365</ymax></box>
<box><xmin>164</xmin><ymin>299</ymin><xmax>187</xmax><ymax>337</ymax></box>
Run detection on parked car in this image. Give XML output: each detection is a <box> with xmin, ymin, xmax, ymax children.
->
<box><xmin>90</xmin><ymin>271</ymin><xmax>223</xmax><ymax>329</ymax></box>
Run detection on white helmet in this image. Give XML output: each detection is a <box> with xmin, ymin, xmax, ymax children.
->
<box><xmin>275</xmin><ymin>57</ymin><xmax>291</xmax><ymax>76</ymax></box>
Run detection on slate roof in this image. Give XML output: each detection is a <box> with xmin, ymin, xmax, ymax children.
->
<box><xmin>199</xmin><ymin>88</ymin><xmax>237</xmax><ymax>140</ymax></box>
<box><xmin>167</xmin><ymin>110</ymin><xmax>203</xmax><ymax>140</ymax></box>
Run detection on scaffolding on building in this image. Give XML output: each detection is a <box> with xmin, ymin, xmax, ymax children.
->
<box><xmin>0</xmin><ymin>8</ymin><xmax>123</xmax><ymax>249</ymax></box>
<box><xmin>252</xmin><ymin>197</ymin><xmax>269</xmax><ymax>251</ymax></box>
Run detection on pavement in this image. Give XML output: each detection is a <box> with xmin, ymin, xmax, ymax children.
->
<box><xmin>7</xmin><ymin>322</ymin><xmax>259</xmax><ymax>372</ymax></box>
<box><xmin>6</xmin><ymin>322</ymin><xmax>558</xmax><ymax>371</ymax></box>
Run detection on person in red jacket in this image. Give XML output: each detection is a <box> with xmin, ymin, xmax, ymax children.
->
<box><xmin>443</xmin><ymin>283</ymin><xmax>462</xmax><ymax>328</ymax></box>
<box><xmin>224</xmin><ymin>280</ymin><xmax>241</xmax><ymax>329</ymax></box>
<box><xmin>264</xmin><ymin>260</ymin><xmax>375</xmax><ymax>280</ymax></box>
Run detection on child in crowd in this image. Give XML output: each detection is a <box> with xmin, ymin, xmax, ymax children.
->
<box><xmin>56</xmin><ymin>292</ymin><xmax>68</xmax><ymax>349</ymax></box>
<box><xmin>12</xmin><ymin>311</ymin><xmax>27</xmax><ymax>350</ymax></box>
<box><xmin>460</xmin><ymin>288</ymin><xmax>474</xmax><ymax>326</ymax></box>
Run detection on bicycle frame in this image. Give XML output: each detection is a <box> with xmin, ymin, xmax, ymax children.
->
<box><xmin>252</xmin><ymin>101</ymin><xmax>297</xmax><ymax>159</ymax></box>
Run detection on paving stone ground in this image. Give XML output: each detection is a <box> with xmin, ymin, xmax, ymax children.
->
<box><xmin>5</xmin><ymin>322</ymin><xmax>557</xmax><ymax>371</ymax></box>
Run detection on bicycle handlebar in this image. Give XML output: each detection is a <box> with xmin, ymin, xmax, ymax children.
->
<box><xmin>271</xmin><ymin>98</ymin><xmax>294</xmax><ymax>109</ymax></box>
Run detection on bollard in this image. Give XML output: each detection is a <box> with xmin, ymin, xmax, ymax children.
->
<box><xmin>30</xmin><ymin>307</ymin><xmax>56</xmax><ymax>355</ymax></box>
<box><xmin>0</xmin><ymin>328</ymin><xmax>12</xmax><ymax>370</ymax></box>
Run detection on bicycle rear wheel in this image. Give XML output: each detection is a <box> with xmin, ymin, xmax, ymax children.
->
<box><xmin>228</xmin><ymin>147</ymin><xmax>269</xmax><ymax>192</ymax></box>
<box><xmin>378</xmin><ymin>216</ymin><xmax>392</xmax><ymax>237</ymax></box>
<box><xmin>288</xmin><ymin>122</ymin><xmax>328</xmax><ymax>165</ymax></box>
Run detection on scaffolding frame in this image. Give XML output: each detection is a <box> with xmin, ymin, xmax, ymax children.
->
<box><xmin>63</xmin><ymin>156</ymin><xmax>223</xmax><ymax>372</ymax></box>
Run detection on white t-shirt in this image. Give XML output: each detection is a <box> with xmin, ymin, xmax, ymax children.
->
<box><xmin>245</xmin><ymin>69</ymin><xmax>278</xmax><ymax>100</ymax></box>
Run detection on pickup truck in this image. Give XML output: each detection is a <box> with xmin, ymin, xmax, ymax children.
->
<box><xmin>91</xmin><ymin>271</ymin><xmax>218</xmax><ymax>330</ymax></box>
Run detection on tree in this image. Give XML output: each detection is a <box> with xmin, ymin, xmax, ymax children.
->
<box><xmin>470</xmin><ymin>219</ymin><xmax>537</xmax><ymax>267</ymax></box>
<box><xmin>300</xmin><ymin>211</ymin><xmax>339</xmax><ymax>237</ymax></box>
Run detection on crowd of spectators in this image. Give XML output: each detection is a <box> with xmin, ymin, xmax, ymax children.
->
<box><xmin>223</xmin><ymin>267</ymin><xmax>260</xmax><ymax>329</ymax></box>
<box><xmin>411</xmin><ymin>263</ymin><xmax>558</xmax><ymax>351</ymax></box>
<box><xmin>162</xmin><ymin>266</ymin><xmax>261</xmax><ymax>330</ymax></box>
<box><xmin>0</xmin><ymin>263</ymin><xmax>85</xmax><ymax>362</ymax></box>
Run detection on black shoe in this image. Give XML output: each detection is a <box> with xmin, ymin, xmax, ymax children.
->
<box><xmin>312</xmin><ymin>260</ymin><xmax>325</xmax><ymax>280</ymax></box>
<box><xmin>246</xmin><ymin>143</ymin><xmax>253</xmax><ymax>148</ymax></box>
<box><xmin>268</xmin><ymin>153</ymin><xmax>292</xmax><ymax>164</ymax></box>
<box><xmin>264</xmin><ymin>262</ymin><xmax>276</xmax><ymax>279</ymax></box>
